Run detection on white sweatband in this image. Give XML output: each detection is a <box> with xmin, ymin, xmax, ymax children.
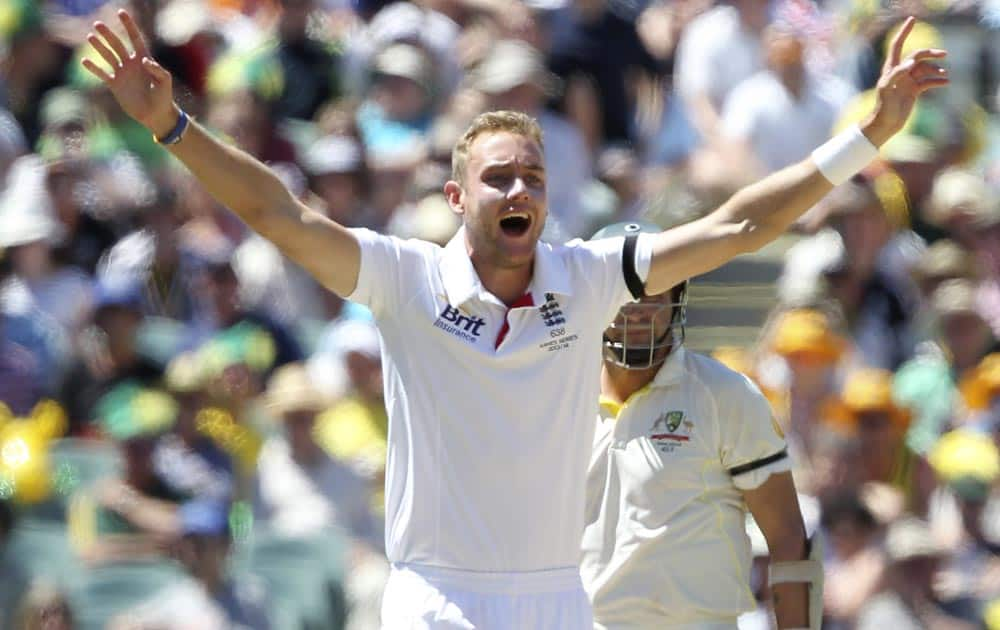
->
<box><xmin>810</xmin><ymin>125</ymin><xmax>879</xmax><ymax>186</ymax></box>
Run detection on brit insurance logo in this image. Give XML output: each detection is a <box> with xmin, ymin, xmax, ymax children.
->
<box><xmin>433</xmin><ymin>300</ymin><xmax>485</xmax><ymax>344</ymax></box>
<box><xmin>650</xmin><ymin>410</ymin><xmax>694</xmax><ymax>453</ymax></box>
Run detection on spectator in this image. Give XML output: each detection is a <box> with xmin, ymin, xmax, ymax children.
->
<box><xmin>822</xmin><ymin>491</ymin><xmax>887</xmax><ymax>628</ymax></box>
<box><xmin>356</xmin><ymin>43</ymin><xmax>436</xmax><ymax>156</ymax></box>
<box><xmin>58</xmin><ymin>278</ymin><xmax>163</xmax><ymax>437</ymax></box>
<box><xmin>928</xmin><ymin>431</ymin><xmax>1000</xmax><ymax>608</ymax></box>
<box><xmin>153</xmin><ymin>352</ymin><xmax>236</xmax><ymax>504</ymax></box>
<box><xmin>0</xmin><ymin>155</ymin><xmax>93</xmax><ymax>340</ymax></box>
<box><xmin>855</xmin><ymin>516</ymin><xmax>979</xmax><ymax>630</ymax></box>
<box><xmin>68</xmin><ymin>383</ymin><xmax>183</xmax><ymax>565</ymax></box>
<box><xmin>256</xmin><ymin>362</ymin><xmax>377</xmax><ymax>543</ymax></box>
<box><xmin>762</xmin><ymin>308</ymin><xmax>848</xmax><ymax>458</ymax></box>
<box><xmin>270</xmin><ymin>0</ymin><xmax>343</xmax><ymax>121</ymax></box>
<box><xmin>823</xmin><ymin>369</ymin><xmax>924</xmax><ymax>510</ymax></box>
<box><xmin>110</xmin><ymin>500</ymin><xmax>271</xmax><ymax>630</ymax></box>
<box><xmin>895</xmin><ymin>280</ymin><xmax>994</xmax><ymax>455</ymax></box>
<box><xmin>722</xmin><ymin>22</ymin><xmax>855</xmax><ymax>176</ymax></box>
<box><xmin>673</xmin><ymin>0</ymin><xmax>768</xmax><ymax>143</ymax></box>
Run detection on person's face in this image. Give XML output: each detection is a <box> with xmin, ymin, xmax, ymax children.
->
<box><xmin>283</xmin><ymin>409</ymin><xmax>318</xmax><ymax>458</ymax></box>
<box><xmin>765</xmin><ymin>31</ymin><xmax>805</xmax><ymax>74</ymax></box>
<box><xmin>828</xmin><ymin>517</ymin><xmax>870</xmax><ymax>559</ymax></box>
<box><xmin>97</xmin><ymin>307</ymin><xmax>142</xmax><ymax>365</ymax></box>
<box><xmin>48</xmin><ymin>168</ymin><xmax>85</xmax><ymax>229</ymax></box>
<box><xmin>315</xmin><ymin>172</ymin><xmax>362</xmax><ymax>223</ymax></box>
<box><xmin>448</xmin><ymin>132</ymin><xmax>547</xmax><ymax>269</ymax></box>
<box><xmin>941</xmin><ymin>311</ymin><xmax>991</xmax><ymax>371</ymax></box>
<box><xmin>371</xmin><ymin>75</ymin><xmax>429</xmax><ymax>122</ymax></box>
<box><xmin>9</xmin><ymin>241</ymin><xmax>52</xmax><ymax>281</ymax></box>
<box><xmin>123</xmin><ymin>438</ymin><xmax>157</xmax><ymax>486</ymax></box>
<box><xmin>207</xmin><ymin>267</ymin><xmax>240</xmax><ymax>324</ymax></box>
<box><xmin>604</xmin><ymin>291</ymin><xmax>675</xmax><ymax>367</ymax></box>
<box><xmin>836</xmin><ymin>207</ymin><xmax>891</xmax><ymax>277</ymax></box>
<box><xmin>784</xmin><ymin>352</ymin><xmax>836</xmax><ymax>394</ymax></box>
<box><xmin>856</xmin><ymin>411</ymin><xmax>899</xmax><ymax>463</ymax></box>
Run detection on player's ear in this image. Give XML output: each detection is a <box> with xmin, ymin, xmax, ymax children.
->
<box><xmin>444</xmin><ymin>180</ymin><xmax>465</xmax><ymax>216</ymax></box>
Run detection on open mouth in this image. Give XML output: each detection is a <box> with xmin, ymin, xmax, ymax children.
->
<box><xmin>499</xmin><ymin>212</ymin><xmax>532</xmax><ymax>237</ymax></box>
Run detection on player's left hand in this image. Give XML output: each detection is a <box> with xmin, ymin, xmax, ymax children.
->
<box><xmin>862</xmin><ymin>16</ymin><xmax>949</xmax><ymax>146</ymax></box>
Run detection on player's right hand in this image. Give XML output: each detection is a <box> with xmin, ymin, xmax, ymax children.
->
<box><xmin>82</xmin><ymin>10</ymin><xmax>177</xmax><ymax>138</ymax></box>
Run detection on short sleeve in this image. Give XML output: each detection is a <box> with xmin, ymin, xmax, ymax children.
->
<box><xmin>347</xmin><ymin>228</ymin><xmax>433</xmax><ymax>318</ymax></box>
<box><xmin>573</xmin><ymin>234</ymin><xmax>653</xmax><ymax>327</ymax></box>
<box><xmin>717</xmin><ymin>373</ymin><xmax>789</xmax><ymax>490</ymax></box>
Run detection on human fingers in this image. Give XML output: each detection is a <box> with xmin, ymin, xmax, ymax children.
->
<box><xmin>87</xmin><ymin>32</ymin><xmax>120</xmax><ymax>69</ymax></box>
<box><xmin>885</xmin><ymin>16</ymin><xmax>916</xmax><ymax>72</ymax></box>
<box><xmin>95</xmin><ymin>21</ymin><xmax>131</xmax><ymax>63</ymax></box>
<box><xmin>81</xmin><ymin>58</ymin><xmax>113</xmax><ymax>84</ymax></box>
<box><xmin>119</xmin><ymin>10</ymin><xmax>150</xmax><ymax>59</ymax></box>
<box><xmin>906</xmin><ymin>48</ymin><xmax>947</xmax><ymax>63</ymax></box>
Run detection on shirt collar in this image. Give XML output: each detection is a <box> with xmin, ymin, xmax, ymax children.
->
<box><xmin>439</xmin><ymin>227</ymin><xmax>573</xmax><ymax>307</ymax></box>
<box><xmin>651</xmin><ymin>346</ymin><xmax>687</xmax><ymax>388</ymax></box>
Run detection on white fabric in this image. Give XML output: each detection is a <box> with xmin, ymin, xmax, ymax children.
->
<box><xmin>674</xmin><ymin>6</ymin><xmax>763</xmax><ymax>111</ymax></box>
<box><xmin>348</xmin><ymin>226</ymin><xmax>651</xmax><ymax>575</ymax></box>
<box><xmin>381</xmin><ymin>564</ymin><xmax>591</xmax><ymax>629</ymax></box>
<box><xmin>811</xmin><ymin>124</ymin><xmax>879</xmax><ymax>186</ymax></box>
<box><xmin>581</xmin><ymin>348</ymin><xmax>789</xmax><ymax>629</ymax></box>
<box><xmin>722</xmin><ymin>71</ymin><xmax>855</xmax><ymax>174</ymax></box>
<box><xmin>538</xmin><ymin>111</ymin><xmax>592</xmax><ymax>240</ymax></box>
<box><xmin>254</xmin><ymin>436</ymin><xmax>377</xmax><ymax>544</ymax></box>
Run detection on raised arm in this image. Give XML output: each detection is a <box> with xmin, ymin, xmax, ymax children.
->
<box><xmin>82</xmin><ymin>10</ymin><xmax>361</xmax><ymax>297</ymax></box>
<box><xmin>644</xmin><ymin>17</ymin><xmax>947</xmax><ymax>295</ymax></box>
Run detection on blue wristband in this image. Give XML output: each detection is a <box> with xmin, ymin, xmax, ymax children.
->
<box><xmin>154</xmin><ymin>110</ymin><xmax>189</xmax><ymax>145</ymax></box>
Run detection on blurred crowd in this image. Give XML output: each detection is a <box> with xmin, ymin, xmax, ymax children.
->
<box><xmin>1</xmin><ymin>0</ymin><xmax>1000</xmax><ymax>628</ymax></box>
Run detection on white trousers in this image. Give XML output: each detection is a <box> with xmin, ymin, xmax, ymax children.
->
<box><xmin>380</xmin><ymin>563</ymin><xmax>593</xmax><ymax>629</ymax></box>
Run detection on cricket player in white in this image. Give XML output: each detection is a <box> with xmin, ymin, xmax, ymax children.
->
<box><xmin>83</xmin><ymin>13</ymin><xmax>945</xmax><ymax>628</ymax></box>
<box><xmin>581</xmin><ymin>222</ymin><xmax>818</xmax><ymax>630</ymax></box>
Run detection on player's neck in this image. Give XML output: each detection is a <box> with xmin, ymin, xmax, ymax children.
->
<box><xmin>601</xmin><ymin>362</ymin><xmax>657</xmax><ymax>404</ymax></box>
<box><xmin>473</xmin><ymin>259</ymin><xmax>534</xmax><ymax>306</ymax></box>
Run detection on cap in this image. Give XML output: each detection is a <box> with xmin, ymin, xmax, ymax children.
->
<box><xmin>928</xmin><ymin>430</ymin><xmax>999</xmax><ymax>501</ymax></box>
<box><xmin>930</xmin><ymin>279</ymin><xmax>982</xmax><ymax>318</ymax></box>
<box><xmin>825</xmin><ymin>369</ymin><xmax>910</xmax><ymax>432</ymax></box>
<box><xmin>265</xmin><ymin>362</ymin><xmax>330</xmax><ymax>416</ymax></box>
<box><xmin>472</xmin><ymin>40</ymin><xmax>560</xmax><ymax>96</ymax></box>
<box><xmin>913</xmin><ymin>239</ymin><xmax>975</xmax><ymax>281</ymax></box>
<box><xmin>771</xmin><ymin>309</ymin><xmax>846</xmax><ymax>362</ymax></box>
<box><xmin>302</xmin><ymin>134</ymin><xmax>363</xmax><ymax>176</ymax></box>
<box><xmin>39</xmin><ymin>88</ymin><xmax>90</xmax><ymax>130</ymax></box>
<box><xmin>96</xmin><ymin>382</ymin><xmax>178</xmax><ymax>442</ymax></box>
<box><xmin>372</xmin><ymin>43</ymin><xmax>433</xmax><ymax>91</ymax></box>
<box><xmin>926</xmin><ymin>168</ymin><xmax>997</xmax><ymax>228</ymax></box>
<box><xmin>199</xmin><ymin>321</ymin><xmax>278</xmax><ymax>377</ymax></box>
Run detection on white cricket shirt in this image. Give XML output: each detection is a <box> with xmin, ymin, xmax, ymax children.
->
<box><xmin>580</xmin><ymin>348</ymin><xmax>790</xmax><ymax>629</ymax></box>
<box><xmin>348</xmin><ymin>226</ymin><xmax>650</xmax><ymax>572</ymax></box>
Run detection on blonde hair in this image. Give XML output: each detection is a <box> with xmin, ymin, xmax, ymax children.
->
<box><xmin>451</xmin><ymin>110</ymin><xmax>544</xmax><ymax>184</ymax></box>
